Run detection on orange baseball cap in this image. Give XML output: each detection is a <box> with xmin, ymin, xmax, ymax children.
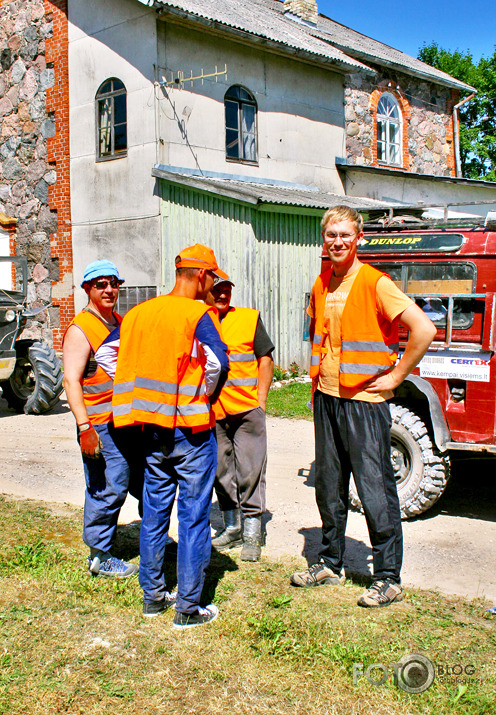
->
<box><xmin>175</xmin><ymin>244</ymin><xmax>228</xmax><ymax>281</ymax></box>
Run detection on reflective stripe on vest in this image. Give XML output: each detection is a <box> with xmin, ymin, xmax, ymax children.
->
<box><xmin>213</xmin><ymin>307</ymin><xmax>260</xmax><ymax>419</ymax></box>
<box><xmin>339</xmin><ymin>363</ymin><xmax>391</xmax><ymax>376</ymax></box>
<box><xmin>113</xmin><ymin>398</ymin><xmax>210</xmax><ymax>418</ymax></box>
<box><xmin>86</xmin><ymin>401</ymin><xmax>113</xmax><ymax>416</ymax></box>
<box><xmin>65</xmin><ymin>310</ymin><xmax>121</xmax><ymax>425</ymax></box>
<box><xmin>83</xmin><ymin>380</ymin><xmax>113</xmax><ymax>395</ymax></box>
<box><xmin>341</xmin><ymin>340</ymin><xmax>399</xmax><ymax>354</ymax></box>
<box><xmin>310</xmin><ymin>334</ymin><xmax>322</xmax><ymax>369</ymax></box>
<box><xmin>113</xmin><ymin>377</ymin><xmax>206</xmax><ymax>397</ymax></box>
<box><xmin>229</xmin><ymin>352</ymin><xmax>256</xmax><ymax>362</ymax></box>
<box><xmin>224</xmin><ymin>377</ymin><xmax>258</xmax><ymax>387</ymax></box>
<box><xmin>112</xmin><ymin>295</ymin><xmax>215</xmax><ymax>431</ymax></box>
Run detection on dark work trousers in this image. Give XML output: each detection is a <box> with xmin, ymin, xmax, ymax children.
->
<box><xmin>215</xmin><ymin>406</ymin><xmax>267</xmax><ymax>517</ymax></box>
<box><xmin>314</xmin><ymin>390</ymin><xmax>403</xmax><ymax>583</ymax></box>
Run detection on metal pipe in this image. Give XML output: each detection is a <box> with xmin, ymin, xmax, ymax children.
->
<box><xmin>453</xmin><ymin>92</ymin><xmax>476</xmax><ymax>177</ymax></box>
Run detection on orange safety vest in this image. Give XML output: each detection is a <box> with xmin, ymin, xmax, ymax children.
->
<box><xmin>112</xmin><ymin>295</ymin><xmax>215</xmax><ymax>431</ymax></box>
<box><xmin>309</xmin><ymin>263</ymin><xmax>399</xmax><ymax>388</ymax></box>
<box><xmin>213</xmin><ymin>307</ymin><xmax>259</xmax><ymax>420</ymax></box>
<box><xmin>65</xmin><ymin>309</ymin><xmax>122</xmax><ymax>425</ymax></box>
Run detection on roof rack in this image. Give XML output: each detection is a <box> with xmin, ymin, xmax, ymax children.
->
<box><xmin>363</xmin><ymin>201</ymin><xmax>496</xmax><ymax>231</ymax></box>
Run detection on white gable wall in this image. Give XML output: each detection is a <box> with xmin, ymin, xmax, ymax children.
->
<box><xmin>157</xmin><ymin>23</ymin><xmax>345</xmax><ymax>191</ymax></box>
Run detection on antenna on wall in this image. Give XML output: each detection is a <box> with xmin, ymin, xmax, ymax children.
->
<box><xmin>159</xmin><ymin>64</ymin><xmax>227</xmax><ymax>90</ymax></box>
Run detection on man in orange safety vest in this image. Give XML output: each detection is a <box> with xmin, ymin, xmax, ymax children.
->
<box><xmin>112</xmin><ymin>244</ymin><xmax>229</xmax><ymax>629</ymax></box>
<box><xmin>63</xmin><ymin>260</ymin><xmax>142</xmax><ymax>579</ymax></box>
<box><xmin>207</xmin><ymin>279</ymin><xmax>274</xmax><ymax>562</ymax></box>
<box><xmin>291</xmin><ymin>206</ymin><xmax>436</xmax><ymax>608</ymax></box>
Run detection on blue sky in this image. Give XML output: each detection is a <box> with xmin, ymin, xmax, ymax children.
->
<box><xmin>318</xmin><ymin>0</ymin><xmax>496</xmax><ymax>62</ymax></box>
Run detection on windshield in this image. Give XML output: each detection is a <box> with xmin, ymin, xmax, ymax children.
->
<box><xmin>0</xmin><ymin>257</ymin><xmax>27</xmax><ymax>302</ymax></box>
<box><xmin>374</xmin><ymin>261</ymin><xmax>477</xmax><ymax>330</ymax></box>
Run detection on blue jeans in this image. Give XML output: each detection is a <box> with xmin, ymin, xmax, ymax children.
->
<box><xmin>139</xmin><ymin>426</ymin><xmax>217</xmax><ymax>615</ymax></box>
<box><xmin>82</xmin><ymin>422</ymin><xmax>144</xmax><ymax>553</ymax></box>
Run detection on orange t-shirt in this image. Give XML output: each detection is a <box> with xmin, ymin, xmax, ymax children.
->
<box><xmin>308</xmin><ymin>266</ymin><xmax>413</xmax><ymax>402</ymax></box>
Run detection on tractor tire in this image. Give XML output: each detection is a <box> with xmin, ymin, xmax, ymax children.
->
<box><xmin>349</xmin><ymin>403</ymin><xmax>450</xmax><ymax>519</ymax></box>
<box><xmin>0</xmin><ymin>341</ymin><xmax>63</xmax><ymax>415</ymax></box>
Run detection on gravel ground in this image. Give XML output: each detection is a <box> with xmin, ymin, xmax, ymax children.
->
<box><xmin>1</xmin><ymin>393</ymin><xmax>495</xmax><ymax>604</ymax></box>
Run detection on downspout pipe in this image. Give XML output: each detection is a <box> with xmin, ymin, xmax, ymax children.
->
<box><xmin>453</xmin><ymin>92</ymin><xmax>476</xmax><ymax>177</ymax></box>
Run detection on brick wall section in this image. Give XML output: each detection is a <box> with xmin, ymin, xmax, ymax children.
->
<box><xmin>45</xmin><ymin>0</ymin><xmax>72</xmax><ymax>350</ymax></box>
<box><xmin>345</xmin><ymin>68</ymin><xmax>458</xmax><ymax>177</ymax></box>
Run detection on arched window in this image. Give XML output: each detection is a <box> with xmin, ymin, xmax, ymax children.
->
<box><xmin>96</xmin><ymin>78</ymin><xmax>127</xmax><ymax>160</ymax></box>
<box><xmin>224</xmin><ymin>86</ymin><xmax>257</xmax><ymax>163</ymax></box>
<box><xmin>376</xmin><ymin>92</ymin><xmax>401</xmax><ymax>166</ymax></box>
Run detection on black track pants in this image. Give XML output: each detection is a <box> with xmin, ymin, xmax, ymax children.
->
<box><xmin>314</xmin><ymin>390</ymin><xmax>403</xmax><ymax>582</ymax></box>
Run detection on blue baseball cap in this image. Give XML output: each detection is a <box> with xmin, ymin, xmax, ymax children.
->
<box><xmin>81</xmin><ymin>260</ymin><xmax>124</xmax><ymax>287</ymax></box>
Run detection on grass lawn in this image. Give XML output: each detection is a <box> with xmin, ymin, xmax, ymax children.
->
<box><xmin>267</xmin><ymin>382</ymin><xmax>313</xmax><ymax>420</ymax></box>
<box><xmin>1</xmin><ymin>496</ymin><xmax>495</xmax><ymax>714</ymax></box>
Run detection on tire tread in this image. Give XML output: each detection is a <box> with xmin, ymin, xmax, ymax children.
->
<box><xmin>349</xmin><ymin>403</ymin><xmax>451</xmax><ymax>519</ymax></box>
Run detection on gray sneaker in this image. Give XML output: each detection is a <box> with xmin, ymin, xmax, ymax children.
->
<box><xmin>357</xmin><ymin>579</ymin><xmax>403</xmax><ymax>608</ymax></box>
<box><xmin>290</xmin><ymin>562</ymin><xmax>346</xmax><ymax>587</ymax></box>
<box><xmin>172</xmin><ymin>604</ymin><xmax>219</xmax><ymax>630</ymax></box>
<box><xmin>143</xmin><ymin>592</ymin><xmax>178</xmax><ymax>617</ymax></box>
<box><xmin>88</xmin><ymin>553</ymin><xmax>138</xmax><ymax>579</ymax></box>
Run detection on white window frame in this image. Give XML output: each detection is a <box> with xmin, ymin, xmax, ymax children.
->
<box><xmin>376</xmin><ymin>92</ymin><xmax>402</xmax><ymax>167</ymax></box>
<box><xmin>95</xmin><ymin>78</ymin><xmax>127</xmax><ymax>161</ymax></box>
<box><xmin>224</xmin><ymin>85</ymin><xmax>258</xmax><ymax>164</ymax></box>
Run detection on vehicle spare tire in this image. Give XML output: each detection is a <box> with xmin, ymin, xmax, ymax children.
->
<box><xmin>1</xmin><ymin>341</ymin><xmax>63</xmax><ymax>414</ymax></box>
<box><xmin>349</xmin><ymin>403</ymin><xmax>451</xmax><ymax>519</ymax></box>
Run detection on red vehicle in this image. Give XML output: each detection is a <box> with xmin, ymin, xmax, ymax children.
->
<box><xmin>323</xmin><ymin>209</ymin><xmax>496</xmax><ymax>518</ymax></box>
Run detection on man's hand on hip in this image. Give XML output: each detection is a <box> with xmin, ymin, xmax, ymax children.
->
<box><xmin>363</xmin><ymin>370</ymin><xmax>401</xmax><ymax>393</ymax></box>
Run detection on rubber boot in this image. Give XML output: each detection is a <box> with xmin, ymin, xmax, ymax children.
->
<box><xmin>212</xmin><ymin>509</ymin><xmax>242</xmax><ymax>551</ymax></box>
<box><xmin>240</xmin><ymin>516</ymin><xmax>263</xmax><ymax>562</ymax></box>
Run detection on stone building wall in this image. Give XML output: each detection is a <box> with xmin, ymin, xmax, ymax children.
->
<box><xmin>0</xmin><ymin>0</ymin><xmax>72</xmax><ymax>349</ymax></box>
<box><xmin>344</xmin><ymin>68</ymin><xmax>458</xmax><ymax>177</ymax></box>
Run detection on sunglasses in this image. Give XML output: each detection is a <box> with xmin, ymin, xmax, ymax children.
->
<box><xmin>92</xmin><ymin>278</ymin><xmax>122</xmax><ymax>290</ymax></box>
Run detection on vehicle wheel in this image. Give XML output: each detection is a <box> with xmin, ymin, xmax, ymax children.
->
<box><xmin>349</xmin><ymin>403</ymin><xmax>451</xmax><ymax>519</ymax></box>
<box><xmin>0</xmin><ymin>341</ymin><xmax>63</xmax><ymax>414</ymax></box>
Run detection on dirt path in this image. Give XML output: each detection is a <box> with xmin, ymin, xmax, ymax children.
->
<box><xmin>1</xmin><ymin>394</ymin><xmax>495</xmax><ymax>604</ymax></box>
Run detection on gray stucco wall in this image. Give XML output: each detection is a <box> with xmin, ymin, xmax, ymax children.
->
<box><xmin>68</xmin><ymin>0</ymin><xmax>161</xmax><ymax>311</ymax></box>
<box><xmin>157</xmin><ymin>22</ymin><xmax>346</xmax><ymax>194</ymax></box>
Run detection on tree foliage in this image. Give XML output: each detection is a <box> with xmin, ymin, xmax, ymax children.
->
<box><xmin>418</xmin><ymin>43</ymin><xmax>496</xmax><ymax>181</ymax></box>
